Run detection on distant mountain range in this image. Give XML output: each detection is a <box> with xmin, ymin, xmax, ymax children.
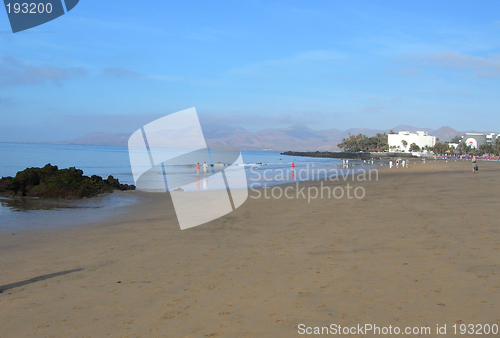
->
<box><xmin>52</xmin><ymin>125</ymin><xmax>496</xmax><ymax>151</ymax></box>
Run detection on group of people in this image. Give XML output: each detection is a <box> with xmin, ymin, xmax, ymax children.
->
<box><xmin>389</xmin><ymin>156</ymin><xmax>479</xmax><ymax>174</ymax></box>
<box><xmin>389</xmin><ymin>159</ymin><xmax>408</xmax><ymax>169</ymax></box>
<box><xmin>195</xmin><ymin>162</ymin><xmax>209</xmax><ymax>175</ymax></box>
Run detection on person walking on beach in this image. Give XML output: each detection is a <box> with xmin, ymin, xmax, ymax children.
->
<box><xmin>389</xmin><ymin>160</ymin><xmax>393</xmax><ymax>169</ymax></box>
<box><xmin>196</xmin><ymin>163</ymin><xmax>200</xmax><ymax>175</ymax></box>
<box><xmin>472</xmin><ymin>156</ymin><xmax>477</xmax><ymax>173</ymax></box>
<box><xmin>202</xmin><ymin>162</ymin><xmax>209</xmax><ymax>175</ymax></box>
<box><xmin>402</xmin><ymin>159</ymin><xmax>405</xmax><ymax>168</ymax></box>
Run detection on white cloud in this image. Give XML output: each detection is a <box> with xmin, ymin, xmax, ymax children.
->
<box><xmin>0</xmin><ymin>56</ymin><xmax>86</xmax><ymax>86</ymax></box>
<box><xmin>101</xmin><ymin>67</ymin><xmax>145</xmax><ymax>78</ymax></box>
<box><xmin>412</xmin><ymin>52</ymin><xmax>500</xmax><ymax>78</ymax></box>
<box><xmin>198</xmin><ymin>111</ymin><xmax>329</xmax><ymax>129</ymax></box>
<box><xmin>229</xmin><ymin>50</ymin><xmax>343</xmax><ymax>80</ymax></box>
<box><xmin>390</xmin><ymin>97</ymin><xmax>403</xmax><ymax>103</ymax></box>
<box><xmin>397</xmin><ymin>68</ymin><xmax>424</xmax><ymax>77</ymax></box>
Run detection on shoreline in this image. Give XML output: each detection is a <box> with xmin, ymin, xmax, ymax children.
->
<box><xmin>0</xmin><ymin>160</ymin><xmax>382</xmax><ymax>233</ymax></box>
<box><xmin>281</xmin><ymin>150</ymin><xmax>431</xmax><ymax>160</ymax></box>
<box><xmin>0</xmin><ymin>190</ymin><xmax>140</xmax><ymax>233</ymax></box>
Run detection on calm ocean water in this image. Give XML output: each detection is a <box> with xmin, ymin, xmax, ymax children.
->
<box><xmin>0</xmin><ymin>142</ymin><xmax>374</xmax><ymax>231</ymax></box>
<box><xmin>0</xmin><ymin>142</ymin><xmax>349</xmax><ymax>187</ymax></box>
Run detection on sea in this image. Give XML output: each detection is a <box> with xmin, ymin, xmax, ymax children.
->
<box><xmin>0</xmin><ymin>142</ymin><xmax>377</xmax><ymax>232</ymax></box>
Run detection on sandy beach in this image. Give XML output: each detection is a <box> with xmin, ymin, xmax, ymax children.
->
<box><xmin>0</xmin><ymin>160</ymin><xmax>499</xmax><ymax>337</ymax></box>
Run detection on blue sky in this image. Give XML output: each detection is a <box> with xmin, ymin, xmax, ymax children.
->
<box><xmin>1</xmin><ymin>0</ymin><xmax>500</xmax><ymax>141</ymax></box>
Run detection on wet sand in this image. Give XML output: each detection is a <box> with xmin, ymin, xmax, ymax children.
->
<box><xmin>0</xmin><ymin>160</ymin><xmax>499</xmax><ymax>337</ymax></box>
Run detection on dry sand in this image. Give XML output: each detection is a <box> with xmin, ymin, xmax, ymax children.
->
<box><xmin>0</xmin><ymin>160</ymin><xmax>499</xmax><ymax>337</ymax></box>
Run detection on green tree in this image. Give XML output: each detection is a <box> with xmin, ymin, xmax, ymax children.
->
<box><xmin>479</xmin><ymin>144</ymin><xmax>495</xmax><ymax>156</ymax></box>
<box><xmin>376</xmin><ymin>133</ymin><xmax>389</xmax><ymax>151</ymax></box>
<box><xmin>450</xmin><ymin>135</ymin><xmax>462</xmax><ymax>143</ymax></box>
<box><xmin>494</xmin><ymin>138</ymin><xmax>500</xmax><ymax>155</ymax></box>
<box><xmin>457</xmin><ymin>141</ymin><xmax>472</xmax><ymax>155</ymax></box>
<box><xmin>409</xmin><ymin>143</ymin><xmax>420</xmax><ymax>152</ymax></box>
<box><xmin>401</xmin><ymin>140</ymin><xmax>408</xmax><ymax>151</ymax></box>
<box><xmin>431</xmin><ymin>142</ymin><xmax>451</xmax><ymax>155</ymax></box>
<box><xmin>337</xmin><ymin>133</ymin><xmax>388</xmax><ymax>152</ymax></box>
<box><xmin>337</xmin><ymin>133</ymin><xmax>364</xmax><ymax>152</ymax></box>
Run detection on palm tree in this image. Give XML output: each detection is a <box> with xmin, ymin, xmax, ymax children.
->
<box><xmin>401</xmin><ymin>140</ymin><xmax>408</xmax><ymax>152</ymax></box>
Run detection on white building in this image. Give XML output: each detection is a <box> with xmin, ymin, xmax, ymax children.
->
<box><xmin>459</xmin><ymin>133</ymin><xmax>499</xmax><ymax>148</ymax></box>
<box><xmin>388</xmin><ymin>131</ymin><xmax>437</xmax><ymax>153</ymax></box>
<box><xmin>461</xmin><ymin>133</ymin><xmax>486</xmax><ymax>149</ymax></box>
<box><xmin>485</xmin><ymin>133</ymin><xmax>500</xmax><ymax>145</ymax></box>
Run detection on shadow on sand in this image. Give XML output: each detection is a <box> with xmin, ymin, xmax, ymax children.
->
<box><xmin>0</xmin><ymin>268</ymin><xmax>84</xmax><ymax>293</ymax></box>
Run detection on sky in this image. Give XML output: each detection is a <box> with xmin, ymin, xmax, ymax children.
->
<box><xmin>1</xmin><ymin>0</ymin><xmax>500</xmax><ymax>142</ymax></box>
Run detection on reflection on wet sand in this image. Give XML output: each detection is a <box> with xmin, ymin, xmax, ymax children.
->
<box><xmin>194</xmin><ymin>175</ymin><xmax>210</xmax><ymax>191</ymax></box>
<box><xmin>0</xmin><ymin>192</ymin><xmax>138</xmax><ymax>232</ymax></box>
<box><xmin>0</xmin><ymin>197</ymin><xmax>99</xmax><ymax>212</ymax></box>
